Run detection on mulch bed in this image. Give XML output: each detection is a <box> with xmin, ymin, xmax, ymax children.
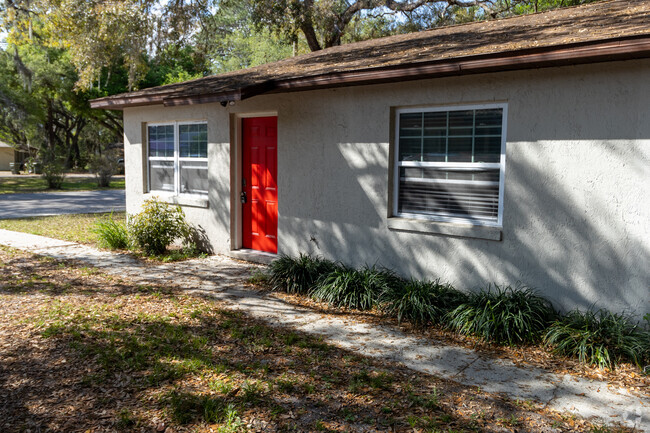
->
<box><xmin>0</xmin><ymin>247</ymin><xmax>639</xmax><ymax>433</ymax></box>
<box><xmin>270</xmin><ymin>291</ymin><xmax>650</xmax><ymax>399</ymax></box>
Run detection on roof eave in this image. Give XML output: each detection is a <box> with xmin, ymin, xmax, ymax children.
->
<box><xmin>89</xmin><ymin>35</ymin><xmax>650</xmax><ymax>110</ymax></box>
<box><xmin>269</xmin><ymin>35</ymin><xmax>650</xmax><ymax>94</ymax></box>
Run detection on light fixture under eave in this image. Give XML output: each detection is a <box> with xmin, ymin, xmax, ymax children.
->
<box><xmin>229</xmin><ymin>101</ymin><xmax>235</xmax><ymax>106</ymax></box>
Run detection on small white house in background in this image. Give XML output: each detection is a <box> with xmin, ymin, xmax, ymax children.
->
<box><xmin>91</xmin><ymin>0</ymin><xmax>650</xmax><ymax>319</ymax></box>
<box><xmin>0</xmin><ymin>142</ymin><xmax>15</xmax><ymax>171</ymax></box>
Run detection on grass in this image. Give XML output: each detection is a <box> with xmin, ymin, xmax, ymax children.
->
<box><xmin>447</xmin><ymin>284</ymin><xmax>557</xmax><ymax>346</ymax></box>
<box><xmin>0</xmin><ymin>175</ymin><xmax>124</xmax><ymax>194</ymax></box>
<box><xmin>93</xmin><ymin>211</ymin><xmax>130</xmax><ymax>249</ymax></box>
<box><xmin>381</xmin><ymin>278</ymin><xmax>468</xmax><ymax>326</ymax></box>
<box><xmin>545</xmin><ymin>309</ymin><xmax>650</xmax><ymax>369</ymax></box>
<box><xmin>0</xmin><ymin>211</ymin><xmax>204</xmax><ymax>262</ymax></box>
<box><xmin>0</xmin><ymin>248</ymin><xmax>638</xmax><ymax>433</ymax></box>
<box><xmin>311</xmin><ymin>265</ymin><xmax>402</xmax><ymax>311</ymax></box>
<box><xmin>0</xmin><ymin>212</ymin><xmax>126</xmax><ymax>245</ymax></box>
<box><xmin>268</xmin><ymin>253</ymin><xmax>340</xmax><ymax>294</ymax></box>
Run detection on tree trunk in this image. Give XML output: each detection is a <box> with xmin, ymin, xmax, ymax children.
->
<box><xmin>43</xmin><ymin>100</ymin><xmax>57</xmax><ymax>163</ymax></box>
<box><xmin>301</xmin><ymin>23</ymin><xmax>322</xmax><ymax>51</ymax></box>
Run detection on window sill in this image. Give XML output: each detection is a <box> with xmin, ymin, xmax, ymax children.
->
<box><xmin>144</xmin><ymin>192</ymin><xmax>209</xmax><ymax>208</ymax></box>
<box><xmin>387</xmin><ymin>217</ymin><xmax>502</xmax><ymax>241</ymax></box>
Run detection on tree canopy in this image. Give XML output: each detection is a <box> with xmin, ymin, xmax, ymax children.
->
<box><xmin>0</xmin><ymin>0</ymin><xmax>598</xmax><ymax>169</ymax></box>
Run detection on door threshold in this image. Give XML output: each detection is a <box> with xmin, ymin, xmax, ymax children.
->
<box><xmin>228</xmin><ymin>249</ymin><xmax>277</xmax><ymax>265</ymax></box>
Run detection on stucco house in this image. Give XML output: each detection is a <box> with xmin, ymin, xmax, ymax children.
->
<box><xmin>91</xmin><ymin>0</ymin><xmax>650</xmax><ymax>318</ymax></box>
<box><xmin>0</xmin><ymin>142</ymin><xmax>15</xmax><ymax>171</ymax></box>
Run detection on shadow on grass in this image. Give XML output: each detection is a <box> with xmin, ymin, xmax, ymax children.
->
<box><xmin>0</xmin><ymin>252</ymin><xmax>633</xmax><ymax>432</ymax></box>
<box><xmin>0</xmin><ymin>289</ymin><xmax>542</xmax><ymax>432</ymax></box>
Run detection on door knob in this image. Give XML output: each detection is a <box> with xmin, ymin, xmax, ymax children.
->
<box><xmin>240</xmin><ymin>191</ymin><xmax>247</xmax><ymax>204</ymax></box>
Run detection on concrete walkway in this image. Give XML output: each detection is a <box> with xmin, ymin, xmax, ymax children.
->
<box><xmin>0</xmin><ymin>229</ymin><xmax>647</xmax><ymax>432</ymax></box>
<box><xmin>0</xmin><ymin>190</ymin><xmax>125</xmax><ymax>219</ymax></box>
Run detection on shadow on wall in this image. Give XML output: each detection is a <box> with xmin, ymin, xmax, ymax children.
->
<box><xmin>206</xmin><ymin>141</ymin><xmax>233</xmax><ymax>251</ymax></box>
<box><xmin>278</xmin><ymin>138</ymin><xmax>649</xmax><ymax>319</ymax></box>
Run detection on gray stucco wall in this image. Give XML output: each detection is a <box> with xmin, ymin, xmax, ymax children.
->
<box><xmin>123</xmin><ymin>59</ymin><xmax>650</xmax><ymax>318</ymax></box>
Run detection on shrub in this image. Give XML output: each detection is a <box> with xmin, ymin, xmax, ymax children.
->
<box><xmin>93</xmin><ymin>212</ymin><xmax>129</xmax><ymax>249</ymax></box>
<box><xmin>545</xmin><ymin>309</ymin><xmax>650</xmax><ymax>369</ymax></box>
<box><xmin>268</xmin><ymin>253</ymin><xmax>340</xmax><ymax>294</ymax></box>
<box><xmin>381</xmin><ymin>279</ymin><xmax>468</xmax><ymax>326</ymax></box>
<box><xmin>88</xmin><ymin>154</ymin><xmax>119</xmax><ymax>187</ymax></box>
<box><xmin>447</xmin><ymin>284</ymin><xmax>556</xmax><ymax>345</ymax></box>
<box><xmin>42</xmin><ymin>163</ymin><xmax>66</xmax><ymax>189</ymax></box>
<box><xmin>312</xmin><ymin>265</ymin><xmax>402</xmax><ymax>311</ymax></box>
<box><xmin>128</xmin><ymin>198</ymin><xmax>192</xmax><ymax>255</ymax></box>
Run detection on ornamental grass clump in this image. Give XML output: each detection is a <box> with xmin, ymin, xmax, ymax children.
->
<box><xmin>447</xmin><ymin>284</ymin><xmax>556</xmax><ymax>346</ymax></box>
<box><xmin>128</xmin><ymin>198</ymin><xmax>192</xmax><ymax>255</ymax></box>
<box><xmin>311</xmin><ymin>265</ymin><xmax>402</xmax><ymax>311</ymax></box>
<box><xmin>93</xmin><ymin>212</ymin><xmax>129</xmax><ymax>250</ymax></box>
<box><xmin>268</xmin><ymin>253</ymin><xmax>340</xmax><ymax>294</ymax></box>
<box><xmin>544</xmin><ymin>309</ymin><xmax>650</xmax><ymax>369</ymax></box>
<box><xmin>381</xmin><ymin>279</ymin><xmax>468</xmax><ymax>326</ymax></box>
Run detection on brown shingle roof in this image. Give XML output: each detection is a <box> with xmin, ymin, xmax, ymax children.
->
<box><xmin>91</xmin><ymin>0</ymin><xmax>650</xmax><ymax>109</ymax></box>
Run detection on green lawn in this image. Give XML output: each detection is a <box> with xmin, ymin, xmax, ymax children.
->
<box><xmin>0</xmin><ymin>212</ymin><xmax>126</xmax><ymax>245</ymax></box>
<box><xmin>0</xmin><ymin>176</ymin><xmax>125</xmax><ymax>194</ymax></box>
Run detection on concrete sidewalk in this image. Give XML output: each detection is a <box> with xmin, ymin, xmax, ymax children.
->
<box><xmin>0</xmin><ymin>229</ymin><xmax>647</xmax><ymax>431</ymax></box>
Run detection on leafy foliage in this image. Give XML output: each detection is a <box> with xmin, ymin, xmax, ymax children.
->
<box><xmin>87</xmin><ymin>153</ymin><xmax>119</xmax><ymax>187</ymax></box>
<box><xmin>93</xmin><ymin>212</ymin><xmax>130</xmax><ymax>250</ymax></box>
<box><xmin>41</xmin><ymin>163</ymin><xmax>66</xmax><ymax>189</ymax></box>
<box><xmin>249</xmin><ymin>0</ymin><xmax>602</xmax><ymax>52</ymax></box>
<box><xmin>447</xmin><ymin>285</ymin><xmax>556</xmax><ymax>345</ymax></box>
<box><xmin>381</xmin><ymin>279</ymin><xmax>467</xmax><ymax>326</ymax></box>
<box><xmin>196</xmin><ymin>1</ymin><xmax>296</xmax><ymax>74</ymax></box>
<box><xmin>163</xmin><ymin>391</ymin><xmax>243</xmax><ymax>427</ymax></box>
<box><xmin>128</xmin><ymin>198</ymin><xmax>192</xmax><ymax>255</ymax></box>
<box><xmin>268</xmin><ymin>253</ymin><xmax>339</xmax><ymax>294</ymax></box>
<box><xmin>545</xmin><ymin>310</ymin><xmax>650</xmax><ymax>369</ymax></box>
<box><xmin>311</xmin><ymin>265</ymin><xmax>401</xmax><ymax>311</ymax></box>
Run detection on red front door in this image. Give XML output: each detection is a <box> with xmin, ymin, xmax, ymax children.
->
<box><xmin>242</xmin><ymin>117</ymin><xmax>278</xmax><ymax>254</ymax></box>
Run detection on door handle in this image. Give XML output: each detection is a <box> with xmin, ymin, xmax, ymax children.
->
<box><xmin>240</xmin><ymin>191</ymin><xmax>247</xmax><ymax>204</ymax></box>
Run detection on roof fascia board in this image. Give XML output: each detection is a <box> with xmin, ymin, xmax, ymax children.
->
<box><xmin>162</xmin><ymin>81</ymin><xmax>276</xmax><ymax>107</ymax></box>
<box><xmin>90</xmin><ymin>94</ymin><xmax>170</xmax><ymax>110</ymax></box>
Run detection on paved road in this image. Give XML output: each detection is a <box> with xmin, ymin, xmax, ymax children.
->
<box><xmin>0</xmin><ymin>190</ymin><xmax>125</xmax><ymax>219</ymax></box>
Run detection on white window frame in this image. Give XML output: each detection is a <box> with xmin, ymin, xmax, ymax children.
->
<box><xmin>147</xmin><ymin>120</ymin><xmax>208</xmax><ymax>196</ymax></box>
<box><xmin>393</xmin><ymin>103</ymin><xmax>507</xmax><ymax>227</ymax></box>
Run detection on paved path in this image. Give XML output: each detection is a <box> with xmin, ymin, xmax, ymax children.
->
<box><xmin>0</xmin><ymin>229</ymin><xmax>647</xmax><ymax>432</ymax></box>
<box><xmin>0</xmin><ymin>190</ymin><xmax>125</xmax><ymax>219</ymax></box>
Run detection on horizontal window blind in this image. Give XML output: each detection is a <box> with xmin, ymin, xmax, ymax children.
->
<box><xmin>396</xmin><ymin>106</ymin><xmax>505</xmax><ymax>224</ymax></box>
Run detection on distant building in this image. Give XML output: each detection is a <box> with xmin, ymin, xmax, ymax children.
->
<box><xmin>0</xmin><ymin>142</ymin><xmax>15</xmax><ymax>171</ymax></box>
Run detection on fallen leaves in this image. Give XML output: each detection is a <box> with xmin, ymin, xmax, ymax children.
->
<box><xmin>0</xmin><ymin>248</ymin><xmax>641</xmax><ymax>433</ymax></box>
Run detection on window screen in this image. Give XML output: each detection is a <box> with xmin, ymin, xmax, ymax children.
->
<box><xmin>395</xmin><ymin>106</ymin><xmax>505</xmax><ymax>224</ymax></box>
<box><xmin>147</xmin><ymin>122</ymin><xmax>208</xmax><ymax>195</ymax></box>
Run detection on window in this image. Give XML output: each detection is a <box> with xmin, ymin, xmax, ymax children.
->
<box><xmin>394</xmin><ymin>104</ymin><xmax>506</xmax><ymax>226</ymax></box>
<box><xmin>148</xmin><ymin>122</ymin><xmax>208</xmax><ymax>195</ymax></box>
